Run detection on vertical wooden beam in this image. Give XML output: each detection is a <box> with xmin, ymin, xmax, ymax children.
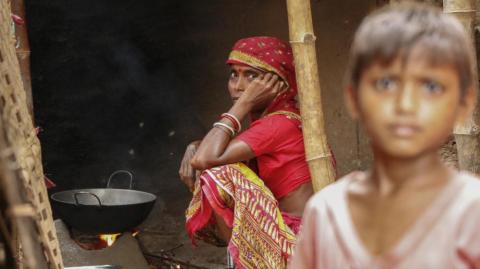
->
<box><xmin>286</xmin><ymin>0</ymin><xmax>336</xmax><ymax>192</ymax></box>
<box><xmin>10</xmin><ymin>0</ymin><xmax>34</xmax><ymax>121</ymax></box>
<box><xmin>444</xmin><ymin>0</ymin><xmax>480</xmax><ymax>173</ymax></box>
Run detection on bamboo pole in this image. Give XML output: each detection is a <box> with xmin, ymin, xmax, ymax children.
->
<box><xmin>444</xmin><ymin>0</ymin><xmax>480</xmax><ymax>173</ymax></box>
<box><xmin>286</xmin><ymin>0</ymin><xmax>336</xmax><ymax>192</ymax></box>
<box><xmin>10</xmin><ymin>0</ymin><xmax>34</xmax><ymax>121</ymax></box>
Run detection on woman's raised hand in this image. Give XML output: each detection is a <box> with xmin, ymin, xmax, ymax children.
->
<box><xmin>238</xmin><ymin>73</ymin><xmax>287</xmax><ymax>111</ymax></box>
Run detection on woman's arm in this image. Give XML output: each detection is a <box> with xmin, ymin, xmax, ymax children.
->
<box><xmin>191</xmin><ymin>73</ymin><xmax>283</xmax><ymax>170</ymax></box>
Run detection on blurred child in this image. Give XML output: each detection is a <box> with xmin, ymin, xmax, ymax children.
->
<box><xmin>289</xmin><ymin>3</ymin><xmax>480</xmax><ymax>268</ymax></box>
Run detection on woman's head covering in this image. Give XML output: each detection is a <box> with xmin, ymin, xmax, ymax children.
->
<box><xmin>226</xmin><ymin>36</ymin><xmax>298</xmax><ymax>114</ymax></box>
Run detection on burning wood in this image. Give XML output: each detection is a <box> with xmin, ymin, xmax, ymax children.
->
<box><xmin>99</xmin><ymin>234</ymin><xmax>121</xmax><ymax>247</ymax></box>
<box><xmin>72</xmin><ymin>229</ymin><xmax>140</xmax><ymax>250</ymax></box>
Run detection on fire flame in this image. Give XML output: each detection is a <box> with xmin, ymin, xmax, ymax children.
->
<box><xmin>99</xmin><ymin>233</ymin><xmax>121</xmax><ymax>247</ymax></box>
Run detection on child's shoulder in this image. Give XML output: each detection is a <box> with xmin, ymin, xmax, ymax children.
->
<box><xmin>455</xmin><ymin>171</ymin><xmax>480</xmax><ymax>204</ymax></box>
<box><xmin>450</xmin><ymin>172</ymin><xmax>480</xmax><ymax>235</ymax></box>
<box><xmin>306</xmin><ymin>171</ymin><xmax>365</xmax><ymax>209</ymax></box>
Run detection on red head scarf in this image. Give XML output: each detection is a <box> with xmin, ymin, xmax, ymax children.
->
<box><xmin>226</xmin><ymin>36</ymin><xmax>298</xmax><ymax>114</ymax></box>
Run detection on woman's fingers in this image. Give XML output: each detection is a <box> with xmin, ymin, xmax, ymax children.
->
<box><xmin>179</xmin><ymin>160</ymin><xmax>193</xmax><ymax>182</ymax></box>
<box><xmin>272</xmin><ymin>80</ymin><xmax>283</xmax><ymax>95</ymax></box>
<box><xmin>180</xmin><ymin>166</ymin><xmax>195</xmax><ymax>191</ymax></box>
<box><xmin>179</xmin><ymin>145</ymin><xmax>198</xmax><ymax>190</ymax></box>
<box><xmin>245</xmin><ymin>73</ymin><xmax>284</xmax><ymax>100</ymax></box>
<box><xmin>265</xmin><ymin>74</ymin><xmax>278</xmax><ymax>89</ymax></box>
<box><xmin>262</xmin><ymin>72</ymin><xmax>273</xmax><ymax>82</ymax></box>
<box><xmin>277</xmin><ymin>81</ymin><xmax>288</xmax><ymax>95</ymax></box>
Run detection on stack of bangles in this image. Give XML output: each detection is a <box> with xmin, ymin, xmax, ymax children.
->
<box><xmin>213</xmin><ymin>113</ymin><xmax>242</xmax><ymax>137</ymax></box>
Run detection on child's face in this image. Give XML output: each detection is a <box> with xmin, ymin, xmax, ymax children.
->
<box><xmin>347</xmin><ymin>48</ymin><xmax>474</xmax><ymax>159</ymax></box>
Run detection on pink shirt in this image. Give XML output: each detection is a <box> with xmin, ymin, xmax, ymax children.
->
<box><xmin>289</xmin><ymin>171</ymin><xmax>480</xmax><ymax>269</ymax></box>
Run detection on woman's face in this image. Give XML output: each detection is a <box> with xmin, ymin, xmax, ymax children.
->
<box><xmin>228</xmin><ymin>64</ymin><xmax>264</xmax><ymax>103</ymax></box>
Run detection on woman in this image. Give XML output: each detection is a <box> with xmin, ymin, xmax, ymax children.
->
<box><xmin>179</xmin><ymin>36</ymin><xmax>334</xmax><ymax>269</ymax></box>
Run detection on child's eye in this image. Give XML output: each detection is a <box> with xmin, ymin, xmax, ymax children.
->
<box><xmin>374</xmin><ymin>77</ymin><xmax>397</xmax><ymax>92</ymax></box>
<box><xmin>422</xmin><ymin>80</ymin><xmax>443</xmax><ymax>95</ymax></box>
<box><xmin>230</xmin><ymin>71</ymin><xmax>238</xmax><ymax>79</ymax></box>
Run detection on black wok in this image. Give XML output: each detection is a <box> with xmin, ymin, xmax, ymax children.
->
<box><xmin>50</xmin><ymin>170</ymin><xmax>156</xmax><ymax>234</ymax></box>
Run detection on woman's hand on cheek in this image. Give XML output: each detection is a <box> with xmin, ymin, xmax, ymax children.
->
<box><xmin>238</xmin><ymin>73</ymin><xmax>284</xmax><ymax>110</ymax></box>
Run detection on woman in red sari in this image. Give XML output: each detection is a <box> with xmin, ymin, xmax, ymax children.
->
<box><xmin>179</xmin><ymin>36</ymin><xmax>334</xmax><ymax>269</ymax></box>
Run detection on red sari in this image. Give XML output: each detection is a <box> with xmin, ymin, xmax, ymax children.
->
<box><xmin>186</xmin><ymin>162</ymin><xmax>298</xmax><ymax>269</ymax></box>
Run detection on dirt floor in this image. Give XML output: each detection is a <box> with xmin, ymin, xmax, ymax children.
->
<box><xmin>137</xmin><ymin>193</ymin><xmax>227</xmax><ymax>269</ymax></box>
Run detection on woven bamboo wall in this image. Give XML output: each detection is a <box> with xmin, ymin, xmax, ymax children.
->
<box><xmin>0</xmin><ymin>0</ymin><xmax>63</xmax><ymax>268</ymax></box>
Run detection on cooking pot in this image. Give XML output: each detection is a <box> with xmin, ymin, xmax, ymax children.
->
<box><xmin>51</xmin><ymin>170</ymin><xmax>156</xmax><ymax>234</ymax></box>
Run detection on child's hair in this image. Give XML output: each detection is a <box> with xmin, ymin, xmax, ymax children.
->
<box><xmin>347</xmin><ymin>2</ymin><xmax>475</xmax><ymax>97</ymax></box>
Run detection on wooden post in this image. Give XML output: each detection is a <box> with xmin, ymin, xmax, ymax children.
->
<box><xmin>286</xmin><ymin>0</ymin><xmax>336</xmax><ymax>191</ymax></box>
<box><xmin>444</xmin><ymin>0</ymin><xmax>480</xmax><ymax>173</ymax></box>
<box><xmin>11</xmin><ymin>0</ymin><xmax>34</xmax><ymax>121</ymax></box>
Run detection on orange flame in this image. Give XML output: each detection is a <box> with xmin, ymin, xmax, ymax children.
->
<box><xmin>99</xmin><ymin>233</ymin><xmax>121</xmax><ymax>247</ymax></box>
